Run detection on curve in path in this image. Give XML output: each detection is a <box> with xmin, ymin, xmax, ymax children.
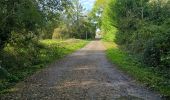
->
<box><xmin>1</xmin><ymin>40</ymin><xmax>161</xmax><ymax>100</ymax></box>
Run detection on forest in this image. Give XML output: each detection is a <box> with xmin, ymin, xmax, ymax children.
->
<box><xmin>0</xmin><ymin>0</ymin><xmax>170</xmax><ymax>98</ymax></box>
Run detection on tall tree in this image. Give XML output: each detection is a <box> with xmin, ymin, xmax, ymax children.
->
<box><xmin>89</xmin><ymin>0</ymin><xmax>108</xmax><ymax>28</ymax></box>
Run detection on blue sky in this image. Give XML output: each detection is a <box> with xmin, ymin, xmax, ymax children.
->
<box><xmin>80</xmin><ymin>0</ymin><xmax>96</xmax><ymax>11</ymax></box>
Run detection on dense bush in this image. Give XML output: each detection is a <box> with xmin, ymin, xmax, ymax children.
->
<box><xmin>143</xmin><ymin>30</ymin><xmax>170</xmax><ymax>68</ymax></box>
<box><xmin>100</xmin><ymin>0</ymin><xmax>170</xmax><ymax>70</ymax></box>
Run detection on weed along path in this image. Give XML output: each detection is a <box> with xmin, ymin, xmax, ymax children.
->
<box><xmin>1</xmin><ymin>40</ymin><xmax>161</xmax><ymax>100</ymax></box>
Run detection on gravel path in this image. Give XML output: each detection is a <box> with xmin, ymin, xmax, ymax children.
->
<box><xmin>1</xmin><ymin>40</ymin><xmax>161</xmax><ymax>100</ymax></box>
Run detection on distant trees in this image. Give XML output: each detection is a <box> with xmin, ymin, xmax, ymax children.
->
<box><xmin>90</xmin><ymin>0</ymin><xmax>116</xmax><ymax>41</ymax></box>
<box><xmin>53</xmin><ymin>0</ymin><xmax>96</xmax><ymax>39</ymax></box>
<box><xmin>89</xmin><ymin>0</ymin><xmax>108</xmax><ymax>29</ymax></box>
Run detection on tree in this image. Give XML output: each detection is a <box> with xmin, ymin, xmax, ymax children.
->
<box><xmin>89</xmin><ymin>0</ymin><xmax>108</xmax><ymax>29</ymax></box>
<box><xmin>0</xmin><ymin>0</ymin><xmax>72</xmax><ymax>49</ymax></box>
<box><xmin>53</xmin><ymin>0</ymin><xmax>96</xmax><ymax>39</ymax></box>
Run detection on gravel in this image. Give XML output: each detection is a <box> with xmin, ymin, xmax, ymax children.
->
<box><xmin>0</xmin><ymin>40</ymin><xmax>162</xmax><ymax>100</ymax></box>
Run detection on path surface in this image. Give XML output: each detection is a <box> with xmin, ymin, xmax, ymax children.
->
<box><xmin>1</xmin><ymin>40</ymin><xmax>161</xmax><ymax>100</ymax></box>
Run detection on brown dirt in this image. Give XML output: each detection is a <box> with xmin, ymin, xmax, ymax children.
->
<box><xmin>0</xmin><ymin>40</ymin><xmax>162</xmax><ymax>100</ymax></box>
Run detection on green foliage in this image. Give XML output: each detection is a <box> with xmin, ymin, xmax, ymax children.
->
<box><xmin>92</xmin><ymin>0</ymin><xmax>117</xmax><ymax>41</ymax></box>
<box><xmin>76</xmin><ymin>19</ymin><xmax>96</xmax><ymax>39</ymax></box>
<box><xmin>90</xmin><ymin>0</ymin><xmax>117</xmax><ymax>42</ymax></box>
<box><xmin>0</xmin><ymin>0</ymin><xmax>73</xmax><ymax>48</ymax></box>
<box><xmin>101</xmin><ymin>0</ymin><xmax>170</xmax><ymax>69</ymax></box>
<box><xmin>57</xmin><ymin>0</ymin><xmax>96</xmax><ymax>39</ymax></box>
<box><xmin>52</xmin><ymin>18</ymin><xmax>96</xmax><ymax>39</ymax></box>
<box><xmin>143</xmin><ymin>31</ymin><xmax>170</xmax><ymax>68</ymax></box>
<box><xmin>89</xmin><ymin>0</ymin><xmax>109</xmax><ymax>28</ymax></box>
<box><xmin>102</xmin><ymin>28</ymin><xmax>116</xmax><ymax>42</ymax></box>
<box><xmin>0</xmin><ymin>0</ymin><xmax>41</xmax><ymax>48</ymax></box>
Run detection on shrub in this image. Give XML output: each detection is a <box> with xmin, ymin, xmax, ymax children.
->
<box><xmin>143</xmin><ymin>31</ymin><xmax>170</xmax><ymax>68</ymax></box>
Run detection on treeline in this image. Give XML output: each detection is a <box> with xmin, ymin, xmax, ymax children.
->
<box><xmin>92</xmin><ymin>0</ymin><xmax>170</xmax><ymax>71</ymax></box>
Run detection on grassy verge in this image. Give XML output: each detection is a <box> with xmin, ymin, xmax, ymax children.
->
<box><xmin>0</xmin><ymin>39</ymin><xmax>89</xmax><ymax>94</ymax></box>
<box><xmin>103</xmin><ymin>41</ymin><xmax>170</xmax><ymax>97</ymax></box>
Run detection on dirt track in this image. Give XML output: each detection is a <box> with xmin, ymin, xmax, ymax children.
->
<box><xmin>1</xmin><ymin>40</ymin><xmax>161</xmax><ymax>100</ymax></box>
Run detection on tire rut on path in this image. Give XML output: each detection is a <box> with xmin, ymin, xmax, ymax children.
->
<box><xmin>1</xmin><ymin>40</ymin><xmax>161</xmax><ymax>100</ymax></box>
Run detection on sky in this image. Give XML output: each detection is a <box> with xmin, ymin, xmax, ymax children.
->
<box><xmin>80</xmin><ymin>0</ymin><xmax>96</xmax><ymax>12</ymax></box>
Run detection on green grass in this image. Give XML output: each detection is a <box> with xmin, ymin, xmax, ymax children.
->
<box><xmin>0</xmin><ymin>39</ymin><xmax>89</xmax><ymax>94</ymax></box>
<box><xmin>103</xmin><ymin>41</ymin><xmax>170</xmax><ymax>96</ymax></box>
